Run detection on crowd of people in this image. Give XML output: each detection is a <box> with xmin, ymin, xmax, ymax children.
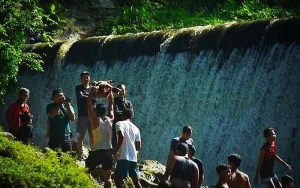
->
<box><xmin>4</xmin><ymin>71</ymin><xmax>294</xmax><ymax>188</ymax></box>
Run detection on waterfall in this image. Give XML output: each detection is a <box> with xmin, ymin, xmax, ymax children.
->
<box><xmin>1</xmin><ymin>17</ymin><xmax>300</xmax><ymax>186</ymax></box>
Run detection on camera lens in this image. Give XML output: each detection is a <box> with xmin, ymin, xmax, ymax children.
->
<box><xmin>65</xmin><ymin>97</ymin><xmax>71</xmax><ymax>102</ymax></box>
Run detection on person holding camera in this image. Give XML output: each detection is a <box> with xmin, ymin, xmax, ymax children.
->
<box><xmin>46</xmin><ymin>88</ymin><xmax>75</xmax><ymax>152</ymax></box>
<box><xmin>112</xmin><ymin>84</ymin><xmax>134</xmax><ymax>148</ymax></box>
<box><xmin>75</xmin><ymin>71</ymin><xmax>94</xmax><ymax>155</ymax></box>
<box><xmin>86</xmin><ymin>86</ymin><xmax>114</xmax><ymax>188</ymax></box>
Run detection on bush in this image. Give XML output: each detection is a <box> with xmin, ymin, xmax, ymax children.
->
<box><xmin>0</xmin><ymin>0</ymin><xmax>63</xmax><ymax>104</ymax></box>
<box><xmin>0</xmin><ymin>132</ymin><xmax>96</xmax><ymax>187</ymax></box>
<box><xmin>106</xmin><ymin>0</ymin><xmax>299</xmax><ymax>35</ymax></box>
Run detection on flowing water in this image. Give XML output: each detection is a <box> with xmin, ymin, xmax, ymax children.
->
<box><xmin>1</xmin><ymin>17</ymin><xmax>300</xmax><ymax>186</ymax></box>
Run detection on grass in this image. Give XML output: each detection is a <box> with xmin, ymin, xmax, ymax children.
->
<box><xmin>94</xmin><ymin>0</ymin><xmax>299</xmax><ymax>35</ymax></box>
<box><xmin>0</xmin><ymin>131</ymin><xmax>96</xmax><ymax>188</ymax></box>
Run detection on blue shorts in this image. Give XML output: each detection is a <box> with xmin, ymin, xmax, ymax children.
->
<box><xmin>115</xmin><ymin>160</ymin><xmax>139</xmax><ymax>178</ymax></box>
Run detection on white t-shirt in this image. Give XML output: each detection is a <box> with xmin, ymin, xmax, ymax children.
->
<box><xmin>92</xmin><ymin>117</ymin><xmax>113</xmax><ymax>151</ymax></box>
<box><xmin>116</xmin><ymin>120</ymin><xmax>141</xmax><ymax>162</ymax></box>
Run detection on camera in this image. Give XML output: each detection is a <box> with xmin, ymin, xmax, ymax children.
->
<box><xmin>91</xmin><ymin>80</ymin><xmax>114</xmax><ymax>98</ymax></box>
<box><xmin>91</xmin><ymin>80</ymin><xmax>114</xmax><ymax>87</ymax></box>
<box><xmin>112</xmin><ymin>87</ymin><xmax>120</xmax><ymax>94</ymax></box>
<box><xmin>64</xmin><ymin>97</ymin><xmax>72</xmax><ymax>103</ymax></box>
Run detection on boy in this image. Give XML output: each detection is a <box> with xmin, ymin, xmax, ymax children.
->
<box><xmin>254</xmin><ymin>127</ymin><xmax>292</xmax><ymax>188</ymax></box>
<box><xmin>216</xmin><ymin>164</ymin><xmax>231</xmax><ymax>188</ymax></box>
<box><xmin>227</xmin><ymin>154</ymin><xmax>251</xmax><ymax>188</ymax></box>
<box><xmin>15</xmin><ymin>112</ymin><xmax>33</xmax><ymax>144</ymax></box>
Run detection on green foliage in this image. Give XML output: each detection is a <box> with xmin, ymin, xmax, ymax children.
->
<box><xmin>0</xmin><ymin>133</ymin><xmax>96</xmax><ymax>187</ymax></box>
<box><xmin>106</xmin><ymin>0</ymin><xmax>299</xmax><ymax>35</ymax></box>
<box><xmin>0</xmin><ymin>0</ymin><xmax>63</xmax><ymax>104</ymax></box>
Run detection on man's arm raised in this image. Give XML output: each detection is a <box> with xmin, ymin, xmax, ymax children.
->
<box><xmin>87</xmin><ymin>87</ymin><xmax>99</xmax><ymax>130</ymax></box>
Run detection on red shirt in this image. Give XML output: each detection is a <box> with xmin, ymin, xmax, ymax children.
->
<box><xmin>260</xmin><ymin>141</ymin><xmax>276</xmax><ymax>178</ymax></box>
<box><xmin>5</xmin><ymin>102</ymin><xmax>30</xmax><ymax>132</ymax></box>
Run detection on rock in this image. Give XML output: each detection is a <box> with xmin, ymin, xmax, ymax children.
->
<box><xmin>72</xmin><ymin>141</ymin><xmax>91</xmax><ymax>167</ymax></box>
<box><xmin>0</xmin><ymin>132</ymin><xmax>14</xmax><ymax>140</ymax></box>
<box><xmin>139</xmin><ymin>160</ymin><xmax>166</xmax><ymax>184</ymax></box>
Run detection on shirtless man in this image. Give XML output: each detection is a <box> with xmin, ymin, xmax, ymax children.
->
<box><xmin>227</xmin><ymin>154</ymin><xmax>251</xmax><ymax>188</ymax></box>
<box><xmin>163</xmin><ymin>143</ymin><xmax>199</xmax><ymax>188</ymax></box>
<box><xmin>216</xmin><ymin>164</ymin><xmax>231</xmax><ymax>188</ymax></box>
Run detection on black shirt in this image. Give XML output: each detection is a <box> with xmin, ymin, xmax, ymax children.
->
<box><xmin>113</xmin><ymin>97</ymin><xmax>134</xmax><ymax>122</ymax></box>
<box><xmin>75</xmin><ymin>85</ymin><xmax>90</xmax><ymax>116</ymax></box>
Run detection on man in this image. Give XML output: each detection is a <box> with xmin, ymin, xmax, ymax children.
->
<box><xmin>46</xmin><ymin>88</ymin><xmax>75</xmax><ymax>152</ymax></box>
<box><xmin>188</xmin><ymin>145</ymin><xmax>204</xmax><ymax>188</ymax></box>
<box><xmin>86</xmin><ymin>86</ymin><xmax>114</xmax><ymax>188</ymax></box>
<box><xmin>112</xmin><ymin>83</ymin><xmax>134</xmax><ymax>148</ymax></box>
<box><xmin>5</xmin><ymin>88</ymin><xmax>30</xmax><ymax>135</ymax></box>
<box><xmin>227</xmin><ymin>154</ymin><xmax>251</xmax><ymax>188</ymax></box>
<box><xmin>166</xmin><ymin>126</ymin><xmax>194</xmax><ymax>168</ymax></box>
<box><xmin>163</xmin><ymin>143</ymin><xmax>199</xmax><ymax>188</ymax></box>
<box><xmin>281</xmin><ymin>175</ymin><xmax>294</xmax><ymax>188</ymax></box>
<box><xmin>216</xmin><ymin>164</ymin><xmax>231</xmax><ymax>188</ymax></box>
<box><xmin>114</xmin><ymin>108</ymin><xmax>141</xmax><ymax>188</ymax></box>
<box><xmin>254</xmin><ymin>127</ymin><xmax>292</xmax><ymax>188</ymax></box>
<box><xmin>75</xmin><ymin>71</ymin><xmax>94</xmax><ymax>154</ymax></box>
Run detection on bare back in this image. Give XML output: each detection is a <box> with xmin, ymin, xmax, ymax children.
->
<box><xmin>216</xmin><ymin>182</ymin><xmax>229</xmax><ymax>188</ymax></box>
<box><xmin>228</xmin><ymin>170</ymin><xmax>251</xmax><ymax>188</ymax></box>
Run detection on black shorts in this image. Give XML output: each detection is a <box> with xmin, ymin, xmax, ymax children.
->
<box><xmin>13</xmin><ymin>125</ymin><xmax>33</xmax><ymax>142</ymax></box>
<box><xmin>86</xmin><ymin>149</ymin><xmax>113</xmax><ymax>170</ymax></box>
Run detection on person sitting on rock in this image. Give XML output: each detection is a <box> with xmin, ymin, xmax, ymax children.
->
<box><xmin>166</xmin><ymin>126</ymin><xmax>194</xmax><ymax>170</ymax></box>
<box><xmin>14</xmin><ymin>112</ymin><xmax>33</xmax><ymax>145</ymax></box>
<box><xmin>163</xmin><ymin>143</ymin><xmax>199</xmax><ymax>188</ymax></box>
<box><xmin>188</xmin><ymin>145</ymin><xmax>204</xmax><ymax>188</ymax></box>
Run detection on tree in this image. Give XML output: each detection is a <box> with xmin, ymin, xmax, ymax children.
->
<box><xmin>0</xmin><ymin>0</ymin><xmax>59</xmax><ymax>104</ymax></box>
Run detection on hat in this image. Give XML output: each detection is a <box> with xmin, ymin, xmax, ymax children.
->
<box><xmin>80</xmin><ymin>71</ymin><xmax>90</xmax><ymax>77</ymax></box>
